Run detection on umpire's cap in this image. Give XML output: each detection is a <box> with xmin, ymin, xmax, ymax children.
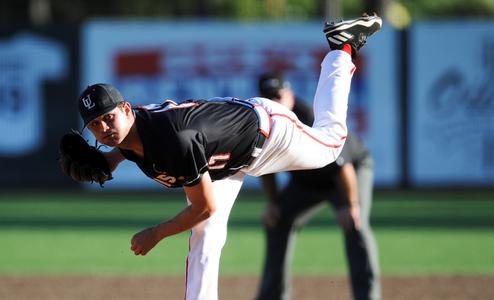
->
<box><xmin>258</xmin><ymin>72</ymin><xmax>291</xmax><ymax>99</ymax></box>
<box><xmin>78</xmin><ymin>83</ymin><xmax>125</xmax><ymax>127</ymax></box>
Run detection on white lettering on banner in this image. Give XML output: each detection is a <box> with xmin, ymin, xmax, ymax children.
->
<box><xmin>81</xmin><ymin>95</ymin><xmax>95</xmax><ymax>109</ymax></box>
<box><xmin>0</xmin><ymin>33</ymin><xmax>67</xmax><ymax>156</ymax></box>
<box><xmin>111</xmin><ymin>43</ymin><xmax>324</xmax><ymax>102</ymax></box>
<box><xmin>410</xmin><ymin>23</ymin><xmax>494</xmax><ymax>185</ymax></box>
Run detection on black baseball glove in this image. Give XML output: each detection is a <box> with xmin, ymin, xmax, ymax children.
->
<box><xmin>58</xmin><ymin>129</ymin><xmax>113</xmax><ymax>186</ymax></box>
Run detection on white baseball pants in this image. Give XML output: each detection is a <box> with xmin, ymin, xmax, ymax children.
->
<box><xmin>245</xmin><ymin>49</ymin><xmax>355</xmax><ymax>176</ymax></box>
<box><xmin>184</xmin><ymin>50</ymin><xmax>355</xmax><ymax>300</ymax></box>
<box><xmin>185</xmin><ymin>172</ymin><xmax>245</xmax><ymax>300</ymax></box>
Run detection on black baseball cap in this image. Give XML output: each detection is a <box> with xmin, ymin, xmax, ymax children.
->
<box><xmin>258</xmin><ymin>72</ymin><xmax>291</xmax><ymax>99</ymax></box>
<box><xmin>78</xmin><ymin>83</ymin><xmax>125</xmax><ymax>127</ymax></box>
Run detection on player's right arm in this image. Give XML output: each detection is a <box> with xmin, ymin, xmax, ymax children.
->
<box><xmin>130</xmin><ymin>172</ymin><xmax>217</xmax><ymax>256</ymax></box>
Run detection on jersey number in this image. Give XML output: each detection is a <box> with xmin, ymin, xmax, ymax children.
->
<box><xmin>155</xmin><ymin>174</ymin><xmax>177</xmax><ymax>187</ymax></box>
<box><xmin>208</xmin><ymin>153</ymin><xmax>231</xmax><ymax>170</ymax></box>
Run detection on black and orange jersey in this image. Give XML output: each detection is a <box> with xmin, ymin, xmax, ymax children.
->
<box><xmin>119</xmin><ymin>98</ymin><xmax>261</xmax><ymax>188</ymax></box>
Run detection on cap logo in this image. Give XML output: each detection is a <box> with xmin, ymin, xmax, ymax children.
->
<box><xmin>82</xmin><ymin>95</ymin><xmax>95</xmax><ymax>110</ymax></box>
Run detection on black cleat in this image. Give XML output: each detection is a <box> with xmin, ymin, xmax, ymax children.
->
<box><xmin>323</xmin><ymin>14</ymin><xmax>382</xmax><ymax>57</ymax></box>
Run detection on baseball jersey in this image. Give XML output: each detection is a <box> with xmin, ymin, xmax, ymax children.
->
<box><xmin>119</xmin><ymin>98</ymin><xmax>261</xmax><ymax>188</ymax></box>
<box><xmin>289</xmin><ymin>100</ymin><xmax>370</xmax><ymax>190</ymax></box>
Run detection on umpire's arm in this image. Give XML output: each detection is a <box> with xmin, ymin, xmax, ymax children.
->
<box><xmin>336</xmin><ymin>163</ymin><xmax>361</xmax><ymax>231</ymax></box>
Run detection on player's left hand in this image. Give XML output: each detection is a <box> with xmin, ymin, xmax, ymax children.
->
<box><xmin>58</xmin><ymin>129</ymin><xmax>113</xmax><ymax>186</ymax></box>
<box><xmin>130</xmin><ymin>226</ymin><xmax>160</xmax><ymax>256</ymax></box>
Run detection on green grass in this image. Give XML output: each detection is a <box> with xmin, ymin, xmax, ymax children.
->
<box><xmin>0</xmin><ymin>228</ymin><xmax>190</xmax><ymax>274</ymax></box>
<box><xmin>0</xmin><ymin>190</ymin><xmax>494</xmax><ymax>275</ymax></box>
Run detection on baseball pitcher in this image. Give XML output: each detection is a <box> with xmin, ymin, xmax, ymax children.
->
<box><xmin>59</xmin><ymin>15</ymin><xmax>382</xmax><ymax>300</ymax></box>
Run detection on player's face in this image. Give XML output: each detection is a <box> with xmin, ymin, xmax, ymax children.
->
<box><xmin>87</xmin><ymin>103</ymin><xmax>133</xmax><ymax>147</ymax></box>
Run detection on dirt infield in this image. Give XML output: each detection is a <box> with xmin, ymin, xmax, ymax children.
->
<box><xmin>1</xmin><ymin>275</ymin><xmax>493</xmax><ymax>300</ymax></box>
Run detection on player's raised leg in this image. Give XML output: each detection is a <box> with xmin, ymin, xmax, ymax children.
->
<box><xmin>312</xmin><ymin>14</ymin><xmax>383</xmax><ymax>140</ymax></box>
<box><xmin>244</xmin><ymin>15</ymin><xmax>382</xmax><ymax>176</ymax></box>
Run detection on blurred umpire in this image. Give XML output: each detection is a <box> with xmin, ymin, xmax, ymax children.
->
<box><xmin>255</xmin><ymin>73</ymin><xmax>381</xmax><ymax>300</ymax></box>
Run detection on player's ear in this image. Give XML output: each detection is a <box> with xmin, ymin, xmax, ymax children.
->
<box><xmin>122</xmin><ymin>102</ymin><xmax>132</xmax><ymax>115</ymax></box>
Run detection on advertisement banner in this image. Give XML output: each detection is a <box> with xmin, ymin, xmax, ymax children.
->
<box><xmin>81</xmin><ymin>20</ymin><xmax>399</xmax><ymax>189</ymax></box>
<box><xmin>410</xmin><ymin>21</ymin><xmax>494</xmax><ymax>186</ymax></box>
